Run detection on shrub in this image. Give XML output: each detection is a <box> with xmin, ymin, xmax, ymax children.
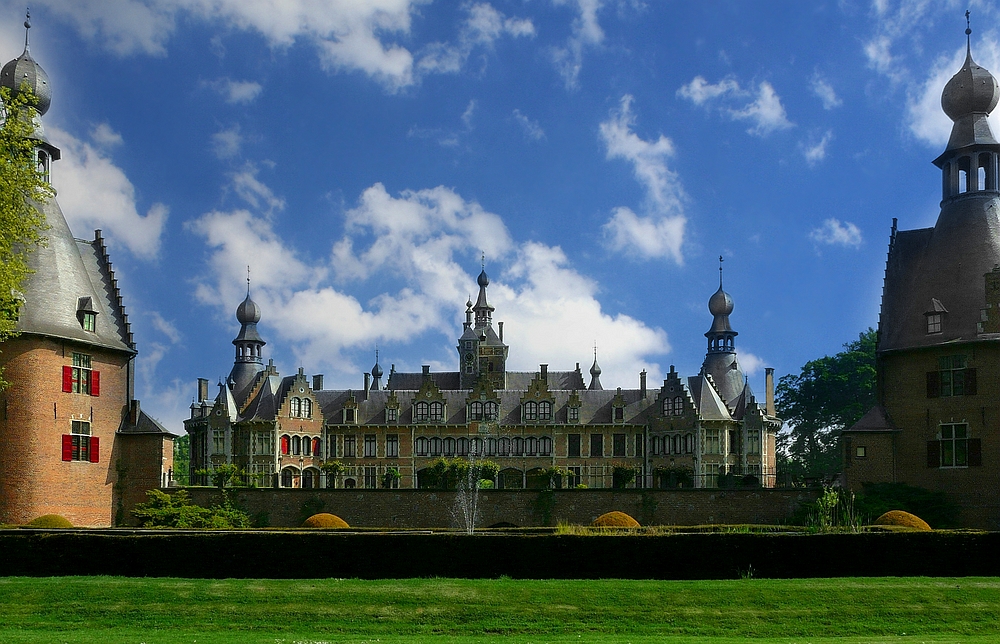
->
<box><xmin>592</xmin><ymin>511</ymin><xmax>640</xmax><ymax>528</ymax></box>
<box><xmin>301</xmin><ymin>513</ymin><xmax>349</xmax><ymax>529</ymax></box>
<box><xmin>26</xmin><ymin>514</ymin><xmax>72</xmax><ymax>528</ymax></box>
<box><xmin>611</xmin><ymin>464</ymin><xmax>639</xmax><ymax>489</ymax></box>
<box><xmin>132</xmin><ymin>489</ymin><xmax>251</xmax><ymax>529</ymax></box>
<box><xmin>855</xmin><ymin>483</ymin><xmax>960</xmax><ymax>528</ymax></box>
<box><xmin>874</xmin><ymin>510</ymin><xmax>931</xmax><ymax>531</ymax></box>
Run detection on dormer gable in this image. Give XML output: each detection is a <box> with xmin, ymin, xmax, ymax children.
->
<box><xmin>467</xmin><ymin>373</ymin><xmax>500</xmax><ymax>422</ymax></box>
<box><xmin>658</xmin><ymin>365</ymin><xmax>692</xmax><ymax>417</ymax></box>
<box><xmin>280</xmin><ymin>367</ymin><xmax>317</xmax><ymax>420</ymax></box>
<box><xmin>413</xmin><ymin>366</ymin><xmax>446</xmax><ymax>423</ymax></box>
<box><xmin>520</xmin><ymin>364</ymin><xmax>555</xmax><ymax>423</ymax></box>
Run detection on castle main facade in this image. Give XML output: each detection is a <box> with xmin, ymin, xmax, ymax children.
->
<box><xmin>185</xmin><ymin>267</ymin><xmax>781</xmax><ymax>491</ymax></box>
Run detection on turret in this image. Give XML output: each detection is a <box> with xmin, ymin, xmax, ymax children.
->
<box><xmin>229</xmin><ymin>277</ymin><xmax>266</xmax><ymax>403</ymax></box>
<box><xmin>701</xmin><ymin>257</ymin><xmax>745</xmax><ymax>408</ymax></box>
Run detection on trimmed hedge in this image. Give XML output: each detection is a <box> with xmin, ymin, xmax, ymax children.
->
<box><xmin>592</xmin><ymin>511</ymin><xmax>640</xmax><ymax>528</ymax></box>
<box><xmin>302</xmin><ymin>513</ymin><xmax>349</xmax><ymax>529</ymax></box>
<box><xmin>1</xmin><ymin>530</ymin><xmax>998</xmax><ymax>579</ymax></box>
<box><xmin>874</xmin><ymin>510</ymin><xmax>932</xmax><ymax>531</ymax></box>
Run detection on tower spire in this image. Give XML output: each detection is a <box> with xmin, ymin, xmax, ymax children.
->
<box><xmin>246</xmin><ymin>265</ymin><xmax>251</xmax><ymax>296</ymax></box>
<box><xmin>23</xmin><ymin>8</ymin><xmax>30</xmax><ymax>53</ymax></box>
<box><xmin>719</xmin><ymin>255</ymin><xmax>724</xmax><ymax>288</ymax></box>
<box><xmin>966</xmin><ymin>9</ymin><xmax>972</xmax><ymax>53</ymax></box>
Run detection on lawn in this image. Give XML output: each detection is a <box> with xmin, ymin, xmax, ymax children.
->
<box><xmin>0</xmin><ymin>577</ymin><xmax>998</xmax><ymax>643</ymax></box>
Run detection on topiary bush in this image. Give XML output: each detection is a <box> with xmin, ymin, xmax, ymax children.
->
<box><xmin>591</xmin><ymin>511</ymin><xmax>640</xmax><ymax>528</ymax></box>
<box><xmin>301</xmin><ymin>513</ymin><xmax>349</xmax><ymax>529</ymax></box>
<box><xmin>26</xmin><ymin>514</ymin><xmax>73</xmax><ymax>528</ymax></box>
<box><xmin>855</xmin><ymin>483</ymin><xmax>960</xmax><ymax>528</ymax></box>
<box><xmin>874</xmin><ymin>510</ymin><xmax>931</xmax><ymax>531</ymax></box>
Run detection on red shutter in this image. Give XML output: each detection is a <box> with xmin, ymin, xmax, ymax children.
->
<box><xmin>969</xmin><ymin>438</ymin><xmax>982</xmax><ymax>467</ymax></box>
<box><xmin>62</xmin><ymin>366</ymin><xmax>73</xmax><ymax>393</ymax></box>
<box><xmin>313</xmin><ymin>438</ymin><xmax>320</xmax><ymax>456</ymax></box>
<box><xmin>965</xmin><ymin>368</ymin><xmax>977</xmax><ymax>395</ymax></box>
<box><xmin>927</xmin><ymin>440</ymin><xmax>940</xmax><ymax>468</ymax></box>
<box><xmin>926</xmin><ymin>371</ymin><xmax>940</xmax><ymax>398</ymax></box>
<box><xmin>61</xmin><ymin>435</ymin><xmax>73</xmax><ymax>461</ymax></box>
<box><xmin>90</xmin><ymin>370</ymin><xmax>100</xmax><ymax>397</ymax></box>
<box><xmin>89</xmin><ymin>436</ymin><xmax>99</xmax><ymax>463</ymax></box>
<box><xmin>281</xmin><ymin>435</ymin><xmax>290</xmax><ymax>455</ymax></box>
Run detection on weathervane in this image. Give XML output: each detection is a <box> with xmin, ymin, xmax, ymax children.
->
<box><xmin>23</xmin><ymin>8</ymin><xmax>30</xmax><ymax>51</ymax></box>
<box><xmin>246</xmin><ymin>265</ymin><xmax>251</xmax><ymax>295</ymax></box>
<box><xmin>719</xmin><ymin>255</ymin><xmax>724</xmax><ymax>288</ymax></box>
<box><xmin>481</xmin><ymin>251</ymin><xmax>485</xmax><ymax>270</ymax></box>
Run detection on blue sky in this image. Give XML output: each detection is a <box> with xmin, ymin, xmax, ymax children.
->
<box><xmin>6</xmin><ymin>0</ymin><xmax>996</xmax><ymax>432</ymax></box>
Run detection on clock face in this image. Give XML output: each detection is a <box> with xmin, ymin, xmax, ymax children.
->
<box><xmin>465</xmin><ymin>352</ymin><xmax>474</xmax><ymax>362</ymax></box>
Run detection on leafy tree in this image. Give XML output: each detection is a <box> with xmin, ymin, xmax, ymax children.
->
<box><xmin>776</xmin><ymin>328</ymin><xmax>877</xmax><ymax>483</ymax></box>
<box><xmin>0</xmin><ymin>85</ymin><xmax>53</xmax><ymax>389</ymax></box>
<box><xmin>172</xmin><ymin>434</ymin><xmax>190</xmax><ymax>485</ymax></box>
<box><xmin>132</xmin><ymin>489</ymin><xmax>251</xmax><ymax>528</ymax></box>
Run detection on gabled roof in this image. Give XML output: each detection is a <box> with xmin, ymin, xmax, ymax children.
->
<box><xmin>689</xmin><ymin>373</ymin><xmax>734</xmax><ymax>422</ymax></box>
<box><xmin>843</xmin><ymin>405</ymin><xmax>899</xmax><ymax>433</ymax></box>
<box><xmin>118</xmin><ymin>409</ymin><xmax>176</xmax><ymax>436</ymax></box>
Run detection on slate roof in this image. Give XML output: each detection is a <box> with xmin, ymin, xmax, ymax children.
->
<box><xmin>119</xmin><ymin>409</ymin><xmax>176</xmax><ymax>436</ymax></box>
<box><xmin>843</xmin><ymin>405</ymin><xmax>899</xmax><ymax>434</ymax></box>
<box><xmin>16</xmin><ymin>199</ymin><xmax>134</xmax><ymax>354</ymax></box>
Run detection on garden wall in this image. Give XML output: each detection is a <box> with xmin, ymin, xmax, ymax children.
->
<box><xmin>170</xmin><ymin>487</ymin><xmax>821</xmax><ymax>528</ymax></box>
<box><xmin>2</xmin><ymin>530</ymin><xmax>998</xmax><ymax>579</ymax></box>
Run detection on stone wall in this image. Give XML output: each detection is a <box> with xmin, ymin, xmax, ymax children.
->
<box><xmin>173</xmin><ymin>487</ymin><xmax>820</xmax><ymax>528</ymax></box>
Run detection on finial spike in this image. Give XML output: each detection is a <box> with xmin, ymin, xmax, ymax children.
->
<box><xmin>966</xmin><ymin>9</ymin><xmax>972</xmax><ymax>54</ymax></box>
<box><xmin>719</xmin><ymin>255</ymin><xmax>724</xmax><ymax>288</ymax></box>
<box><xmin>246</xmin><ymin>265</ymin><xmax>251</xmax><ymax>296</ymax></box>
<box><xmin>481</xmin><ymin>251</ymin><xmax>485</xmax><ymax>270</ymax></box>
<box><xmin>23</xmin><ymin>8</ymin><xmax>30</xmax><ymax>51</ymax></box>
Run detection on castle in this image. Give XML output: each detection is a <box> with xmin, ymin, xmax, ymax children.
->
<box><xmin>843</xmin><ymin>27</ymin><xmax>1000</xmax><ymax>528</ymax></box>
<box><xmin>0</xmin><ymin>17</ymin><xmax>174</xmax><ymax>526</ymax></box>
<box><xmin>184</xmin><ymin>264</ymin><xmax>781</xmax><ymax>491</ymax></box>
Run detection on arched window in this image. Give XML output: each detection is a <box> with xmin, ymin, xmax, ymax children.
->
<box><xmin>484</xmin><ymin>401</ymin><xmax>498</xmax><ymax>420</ymax></box>
<box><xmin>302</xmin><ymin>469</ymin><xmax>316</xmax><ymax>489</ymax></box>
<box><xmin>37</xmin><ymin>151</ymin><xmax>49</xmax><ymax>183</ymax></box>
<box><xmin>303</xmin><ymin>398</ymin><xmax>312</xmax><ymax>418</ymax></box>
<box><xmin>485</xmin><ymin>437</ymin><xmax>497</xmax><ymax>455</ymax></box>
<box><xmin>457</xmin><ymin>437</ymin><xmax>469</xmax><ymax>456</ymax></box>
<box><xmin>303</xmin><ymin>437</ymin><xmax>312</xmax><ymax>456</ymax></box>
<box><xmin>290</xmin><ymin>397</ymin><xmax>301</xmax><ymax>417</ymax></box>
<box><xmin>526</xmin><ymin>436</ymin><xmax>537</xmax><ymax>456</ymax></box>
<box><xmin>684</xmin><ymin>433</ymin><xmax>693</xmax><ymax>454</ymax></box>
<box><xmin>538</xmin><ymin>401</ymin><xmax>552</xmax><ymax>421</ymax></box>
<box><xmin>292</xmin><ymin>435</ymin><xmax>301</xmax><ymax>455</ymax></box>
<box><xmin>512</xmin><ymin>437</ymin><xmax>524</xmax><ymax>456</ymax></box>
<box><xmin>281</xmin><ymin>468</ymin><xmax>294</xmax><ymax>488</ymax></box>
<box><xmin>470</xmin><ymin>437</ymin><xmax>481</xmax><ymax>456</ymax></box>
<box><xmin>470</xmin><ymin>401</ymin><xmax>483</xmax><ymax>420</ymax></box>
<box><xmin>499</xmin><ymin>437</ymin><xmax>511</xmax><ymax>456</ymax></box>
<box><xmin>430</xmin><ymin>436</ymin><xmax>442</xmax><ymax>456</ymax></box>
<box><xmin>429</xmin><ymin>402</ymin><xmax>444</xmax><ymax>422</ymax></box>
<box><xmin>670</xmin><ymin>435</ymin><xmax>678</xmax><ymax>454</ymax></box>
<box><xmin>661</xmin><ymin>397</ymin><xmax>670</xmax><ymax>416</ymax></box>
<box><xmin>672</xmin><ymin>397</ymin><xmax>684</xmax><ymax>415</ymax></box>
<box><xmin>280</xmin><ymin>435</ymin><xmax>290</xmax><ymax>455</ymax></box>
<box><xmin>313</xmin><ymin>437</ymin><xmax>321</xmax><ymax>457</ymax></box>
<box><xmin>444</xmin><ymin>436</ymin><xmax>455</xmax><ymax>456</ymax></box>
<box><xmin>415</xmin><ymin>436</ymin><xmax>428</xmax><ymax>456</ymax></box>
<box><xmin>651</xmin><ymin>437</ymin><xmax>660</xmax><ymax>456</ymax></box>
<box><xmin>414</xmin><ymin>402</ymin><xmax>429</xmax><ymax>422</ymax></box>
<box><xmin>540</xmin><ymin>436</ymin><xmax>552</xmax><ymax>456</ymax></box>
<box><xmin>523</xmin><ymin>401</ymin><xmax>537</xmax><ymax>421</ymax></box>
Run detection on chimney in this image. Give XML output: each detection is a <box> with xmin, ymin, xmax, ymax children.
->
<box><xmin>129</xmin><ymin>399</ymin><xmax>140</xmax><ymax>426</ymax></box>
<box><xmin>498</xmin><ymin>321</ymin><xmax>504</xmax><ymax>342</ymax></box>
<box><xmin>364</xmin><ymin>372</ymin><xmax>371</xmax><ymax>393</ymax></box>
<box><xmin>765</xmin><ymin>368</ymin><xmax>775</xmax><ymax>416</ymax></box>
<box><xmin>640</xmin><ymin>370</ymin><xmax>647</xmax><ymax>398</ymax></box>
<box><xmin>313</xmin><ymin>374</ymin><xmax>324</xmax><ymax>391</ymax></box>
<box><xmin>540</xmin><ymin>364</ymin><xmax>548</xmax><ymax>383</ymax></box>
<box><xmin>422</xmin><ymin>365</ymin><xmax>430</xmax><ymax>378</ymax></box>
<box><xmin>197</xmin><ymin>378</ymin><xmax>209</xmax><ymax>403</ymax></box>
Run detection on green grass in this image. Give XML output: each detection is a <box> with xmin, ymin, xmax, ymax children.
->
<box><xmin>0</xmin><ymin>577</ymin><xmax>998</xmax><ymax>643</ymax></box>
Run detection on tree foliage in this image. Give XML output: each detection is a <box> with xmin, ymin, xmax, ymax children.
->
<box><xmin>776</xmin><ymin>328</ymin><xmax>877</xmax><ymax>482</ymax></box>
<box><xmin>0</xmin><ymin>85</ymin><xmax>53</xmax><ymax>388</ymax></box>
<box><xmin>132</xmin><ymin>489</ymin><xmax>251</xmax><ymax>529</ymax></box>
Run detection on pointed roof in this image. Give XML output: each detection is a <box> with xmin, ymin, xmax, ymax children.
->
<box><xmin>691</xmin><ymin>373</ymin><xmax>734</xmax><ymax>422</ymax></box>
<box><xmin>843</xmin><ymin>405</ymin><xmax>899</xmax><ymax>433</ymax></box>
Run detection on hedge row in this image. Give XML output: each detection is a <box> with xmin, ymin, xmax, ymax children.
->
<box><xmin>3</xmin><ymin>530</ymin><xmax>1000</xmax><ymax>579</ymax></box>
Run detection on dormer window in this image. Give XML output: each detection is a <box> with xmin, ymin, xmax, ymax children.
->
<box><xmin>76</xmin><ymin>297</ymin><xmax>98</xmax><ymax>332</ymax></box>
<box><xmin>925</xmin><ymin>298</ymin><xmax>947</xmax><ymax>334</ymax></box>
<box><xmin>927</xmin><ymin>313</ymin><xmax>942</xmax><ymax>334</ymax></box>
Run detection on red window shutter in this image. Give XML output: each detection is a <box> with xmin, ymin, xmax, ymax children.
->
<box><xmin>281</xmin><ymin>435</ymin><xmax>290</xmax><ymax>455</ymax></box>
<box><xmin>926</xmin><ymin>371</ymin><xmax>940</xmax><ymax>398</ymax></box>
<box><xmin>62</xmin><ymin>366</ymin><xmax>73</xmax><ymax>393</ymax></box>
<box><xmin>969</xmin><ymin>438</ymin><xmax>982</xmax><ymax>467</ymax></box>
<box><xmin>89</xmin><ymin>436</ymin><xmax>100</xmax><ymax>463</ymax></box>
<box><xmin>91</xmin><ymin>370</ymin><xmax>100</xmax><ymax>397</ymax></box>
<box><xmin>312</xmin><ymin>438</ymin><xmax>320</xmax><ymax>456</ymax></box>
<box><xmin>927</xmin><ymin>440</ymin><xmax>940</xmax><ymax>468</ymax></box>
<box><xmin>61</xmin><ymin>435</ymin><xmax>73</xmax><ymax>461</ymax></box>
<box><xmin>965</xmin><ymin>368</ymin><xmax>977</xmax><ymax>395</ymax></box>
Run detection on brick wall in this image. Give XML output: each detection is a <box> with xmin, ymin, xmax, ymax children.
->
<box><xmin>0</xmin><ymin>336</ymin><xmax>130</xmax><ymax>526</ymax></box>
<box><xmin>170</xmin><ymin>487</ymin><xmax>819</xmax><ymax>528</ymax></box>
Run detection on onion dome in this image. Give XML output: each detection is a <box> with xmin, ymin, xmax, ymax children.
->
<box><xmin>588</xmin><ymin>350</ymin><xmax>603</xmax><ymax>391</ymax></box>
<box><xmin>0</xmin><ymin>12</ymin><xmax>51</xmax><ymax>116</ymax></box>
<box><xmin>371</xmin><ymin>357</ymin><xmax>383</xmax><ymax>380</ymax></box>
<box><xmin>708</xmin><ymin>285</ymin><xmax>734</xmax><ymax>317</ymax></box>
<box><xmin>477</xmin><ymin>269</ymin><xmax>489</xmax><ymax>287</ymax></box>
<box><xmin>236</xmin><ymin>292</ymin><xmax>261</xmax><ymax>324</ymax></box>
<box><xmin>942</xmin><ymin>45</ymin><xmax>999</xmax><ymax>121</ymax></box>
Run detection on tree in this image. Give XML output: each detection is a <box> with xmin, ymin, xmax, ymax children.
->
<box><xmin>0</xmin><ymin>85</ymin><xmax>53</xmax><ymax>389</ymax></box>
<box><xmin>776</xmin><ymin>328</ymin><xmax>877</xmax><ymax>483</ymax></box>
<box><xmin>172</xmin><ymin>434</ymin><xmax>190</xmax><ymax>485</ymax></box>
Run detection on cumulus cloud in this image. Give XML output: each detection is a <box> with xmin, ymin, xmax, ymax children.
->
<box><xmin>512</xmin><ymin>109</ymin><xmax>545</xmax><ymax>140</ymax></box>
<box><xmin>598</xmin><ymin>95</ymin><xmax>686</xmax><ymax>262</ymax></box>
<box><xmin>211</xmin><ymin>125</ymin><xmax>243</xmax><ymax>159</ymax></box>
<box><xmin>802</xmin><ymin>130</ymin><xmax>833</xmax><ymax>166</ymax></box>
<box><xmin>678</xmin><ymin>76</ymin><xmax>793</xmax><ymax>136</ymax></box>
<box><xmin>89</xmin><ymin>122</ymin><xmax>124</xmax><ymax>147</ymax></box>
<box><xmin>228</xmin><ymin>164</ymin><xmax>285</xmax><ymax>215</ymax></box>
<box><xmin>49</xmin><ymin>126</ymin><xmax>168</xmax><ymax>259</ymax></box>
<box><xmin>738</xmin><ymin>351</ymin><xmax>766</xmax><ymax>377</ymax></box>
<box><xmin>810</xmin><ymin>75</ymin><xmax>842</xmax><ymax>110</ymax></box>
<box><xmin>417</xmin><ymin>2</ymin><xmax>535</xmax><ymax>75</ymax></box>
<box><xmin>149</xmin><ymin>311</ymin><xmax>182</xmax><ymax>344</ymax></box>
<box><xmin>809</xmin><ymin>218</ymin><xmax>862</xmax><ymax>247</ymax></box>
<box><xmin>551</xmin><ymin>0</ymin><xmax>605</xmax><ymax>89</ymax></box>
<box><xmin>205</xmin><ymin>77</ymin><xmax>263</xmax><ymax>104</ymax></box>
<box><xmin>188</xmin><ymin>180</ymin><xmax>670</xmax><ymax>385</ymax></box>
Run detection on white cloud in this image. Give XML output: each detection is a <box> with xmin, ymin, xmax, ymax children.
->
<box><xmin>416</xmin><ymin>3</ymin><xmax>534</xmax><ymax>75</ymax></box>
<box><xmin>810</xmin><ymin>75</ymin><xmax>842</xmax><ymax>110</ymax></box>
<box><xmin>551</xmin><ymin>0</ymin><xmax>605</xmax><ymax>89</ymax></box>
<box><xmin>49</xmin><ymin>126</ymin><xmax>168</xmax><ymax>259</ymax></box>
<box><xmin>802</xmin><ymin>130</ymin><xmax>833</xmax><ymax>166</ymax></box>
<box><xmin>206</xmin><ymin>77</ymin><xmax>263</xmax><ymax>104</ymax></box>
<box><xmin>738</xmin><ymin>351</ymin><xmax>765</xmax><ymax>377</ymax></box>
<box><xmin>149</xmin><ymin>311</ymin><xmax>182</xmax><ymax>344</ymax></box>
<box><xmin>677</xmin><ymin>76</ymin><xmax>741</xmax><ymax>105</ymax></box>
<box><xmin>729</xmin><ymin>81</ymin><xmax>793</xmax><ymax>136</ymax></box>
<box><xmin>462</xmin><ymin>99</ymin><xmax>477</xmax><ymax>129</ymax></box>
<box><xmin>598</xmin><ymin>95</ymin><xmax>686</xmax><ymax>262</ymax></box>
<box><xmin>678</xmin><ymin>77</ymin><xmax>793</xmax><ymax>136</ymax></box>
<box><xmin>89</xmin><ymin>122</ymin><xmax>123</xmax><ymax>147</ymax></box>
<box><xmin>512</xmin><ymin>109</ymin><xmax>545</xmax><ymax>140</ymax></box>
<box><xmin>189</xmin><ymin>180</ymin><xmax>670</xmax><ymax>385</ymax></box>
<box><xmin>228</xmin><ymin>164</ymin><xmax>285</xmax><ymax>214</ymax></box>
<box><xmin>211</xmin><ymin>125</ymin><xmax>243</xmax><ymax>159</ymax></box>
<box><xmin>809</xmin><ymin>218</ymin><xmax>862</xmax><ymax>247</ymax></box>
